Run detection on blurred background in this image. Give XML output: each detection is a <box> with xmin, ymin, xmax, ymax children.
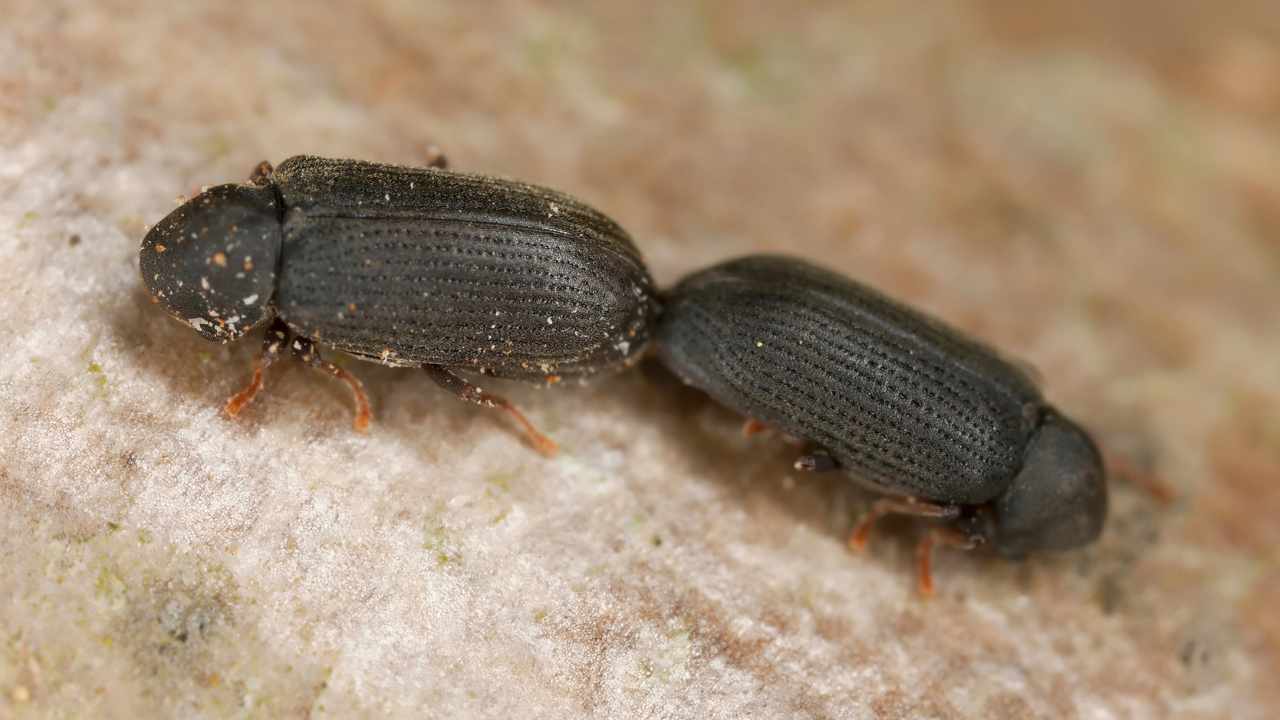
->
<box><xmin>2</xmin><ymin>1</ymin><xmax>1278</xmax><ymax>717</ymax></box>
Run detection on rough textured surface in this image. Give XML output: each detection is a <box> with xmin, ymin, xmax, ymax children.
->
<box><xmin>2</xmin><ymin>1</ymin><xmax>1278</xmax><ymax>718</ymax></box>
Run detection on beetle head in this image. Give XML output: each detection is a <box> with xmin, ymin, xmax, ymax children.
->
<box><xmin>140</xmin><ymin>182</ymin><xmax>283</xmax><ymax>342</ymax></box>
<box><xmin>964</xmin><ymin>411</ymin><xmax>1107</xmax><ymax>557</ymax></box>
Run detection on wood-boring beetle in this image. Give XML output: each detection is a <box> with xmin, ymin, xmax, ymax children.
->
<box><xmin>655</xmin><ymin>255</ymin><xmax>1107</xmax><ymax>593</ymax></box>
<box><xmin>140</xmin><ymin>154</ymin><xmax>658</xmax><ymax>455</ymax></box>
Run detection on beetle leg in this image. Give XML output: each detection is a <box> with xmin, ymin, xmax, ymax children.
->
<box><xmin>422</xmin><ymin>365</ymin><xmax>558</xmax><ymax>457</ymax></box>
<box><xmin>916</xmin><ymin>527</ymin><xmax>982</xmax><ymax>596</ymax></box>
<box><xmin>794</xmin><ymin>450</ymin><xmax>838</xmax><ymax>472</ymax></box>
<box><xmin>225</xmin><ymin>319</ymin><xmax>290</xmax><ymax>418</ymax></box>
<box><xmin>247</xmin><ymin>160</ymin><xmax>274</xmax><ymax>186</ymax></box>
<box><xmin>288</xmin><ymin>334</ymin><xmax>373</xmax><ymax>433</ymax></box>
<box><xmin>847</xmin><ymin>496</ymin><xmax>960</xmax><ymax>551</ymax></box>
<box><xmin>423</xmin><ymin>145</ymin><xmax>448</xmax><ymax>169</ymax></box>
<box><xmin>1106</xmin><ymin>451</ymin><xmax>1176</xmax><ymax>505</ymax></box>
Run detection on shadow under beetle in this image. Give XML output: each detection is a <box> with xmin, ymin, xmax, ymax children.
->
<box><xmin>655</xmin><ymin>255</ymin><xmax>1108</xmax><ymax>594</ymax></box>
<box><xmin>140</xmin><ymin>154</ymin><xmax>658</xmax><ymax>455</ymax></box>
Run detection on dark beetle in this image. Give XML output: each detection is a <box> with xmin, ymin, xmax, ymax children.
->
<box><xmin>655</xmin><ymin>255</ymin><xmax>1107</xmax><ymax>592</ymax></box>
<box><xmin>140</xmin><ymin>154</ymin><xmax>658</xmax><ymax>454</ymax></box>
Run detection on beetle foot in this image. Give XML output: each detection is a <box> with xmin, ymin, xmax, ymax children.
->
<box><xmin>289</xmin><ymin>335</ymin><xmax>373</xmax><ymax>433</ymax></box>
<box><xmin>1106</xmin><ymin>451</ymin><xmax>1176</xmax><ymax>505</ymax></box>
<box><xmin>495</xmin><ymin>400</ymin><xmax>558</xmax><ymax>457</ymax></box>
<box><xmin>225</xmin><ymin>361</ymin><xmax>268</xmax><ymax>417</ymax></box>
<box><xmin>847</xmin><ymin>496</ymin><xmax>960</xmax><ymax>551</ymax></box>
<box><xmin>741</xmin><ymin>419</ymin><xmax>808</xmax><ymax>446</ymax></box>
<box><xmin>307</xmin><ymin>359</ymin><xmax>372</xmax><ymax>433</ymax></box>
<box><xmin>916</xmin><ymin>527</ymin><xmax>982</xmax><ymax>597</ymax></box>
<box><xmin>423</xmin><ymin>365</ymin><xmax>558</xmax><ymax>457</ymax></box>
<box><xmin>224</xmin><ymin>320</ymin><xmax>288</xmax><ymax>418</ymax></box>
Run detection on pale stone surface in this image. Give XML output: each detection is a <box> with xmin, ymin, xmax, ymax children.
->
<box><xmin>2</xmin><ymin>1</ymin><xmax>1278</xmax><ymax>718</ymax></box>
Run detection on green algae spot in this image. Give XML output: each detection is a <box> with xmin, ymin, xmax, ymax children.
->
<box><xmin>486</xmin><ymin>471</ymin><xmax>514</xmax><ymax>493</ymax></box>
<box><xmin>422</xmin><ymin>516</ymin><xmax>461</xmax><ymax>566</ymax></box>
<box><xmin>95</xmin><ymin>566</ymin><xmax>127</xmax><ymax>604</ymax></box>
<box><xmin>87</xmin><ymin>361</ymin><xmax>108</xmax><ymax>387</ymax></box>
<box><xmin>200</xmin><ymin>133</ymin><xmax>232</xmax><ymax>161</ymax></box>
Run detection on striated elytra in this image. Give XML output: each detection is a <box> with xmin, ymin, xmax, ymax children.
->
<box><xmin>655</xmin><ymin>255</ymin><xmax>1107</xmax><ymax>592</ymax></box>
<box><xmin>140</xmin><ymin>154</ymin><xmax>659</xmax><ymax>455</ymax></box>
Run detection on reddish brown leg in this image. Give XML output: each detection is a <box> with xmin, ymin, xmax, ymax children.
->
<box><xmin>423</xmin><ymin>365</ymin><xmax>558</xmax><ymax>457</ymax></box>
<box><xmin>289</xmin><ymin>335</ymin><xmax>373</xmax><ymax>433</ymax></box>
<box><xmin>1106</xmin><ymin>452</ymin><xmax>1176</xmax><ymax>505</ymax></box>
<box><xmin>916</xmin><ymin>528</ymin><xmax>981</xmax><ymax>596</ymax></box>
<box><xmin>225</xmin><ymin>320</ymin><xmax>289</xmax><ymax>418</ymax></box>
<box><xmin>741</xmin><ymin>419</ymin><xmax>807</xmax><ymax>446</ymax></box>
<box><xmin>225</xmin><ymin>319</ymin><xmax>372</xmax><ymax>431</ymax></box>
<box><xmin>847</xmin><ymin>497</ymin><xmax>960</xmax><ymax>551</ymax></box>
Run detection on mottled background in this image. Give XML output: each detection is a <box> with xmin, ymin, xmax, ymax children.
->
<box><xmin>2</xmin><ymin>1</ymin><xmax>1278</xmax><ymax>718</ymax></box>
